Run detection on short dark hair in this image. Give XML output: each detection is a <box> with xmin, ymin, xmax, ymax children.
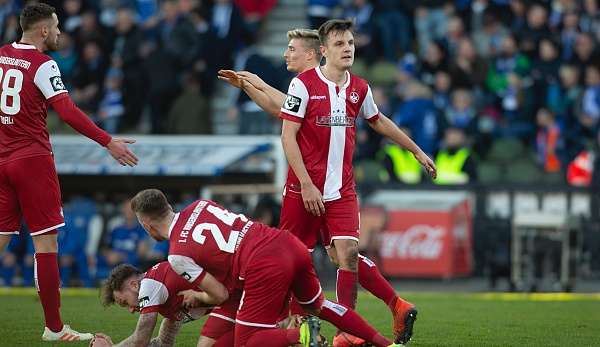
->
<box><xmin>100</xmin><ymin>264</ymin><xmax>142</xmax><ymax>307</ymax></box>
<box><xmin>318</xmin><ymin>19</ymin><xmax>354</xmax><ymax>45</ymax></box>
<box><xmin>20</xmin><ymin>3</ymin><xmax>55</xmax><ymax>32</ymax></box>
<box><xmin>130</xmin><ymin>189</ymin><xmax>172</xmax><ymax>220</ymax></box>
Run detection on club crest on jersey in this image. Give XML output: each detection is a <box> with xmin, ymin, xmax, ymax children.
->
<box><xmin>138</xmin><ymin>296</ymin><xmax>150</xmax><ymax>309</ymax></box>
<box><xmin>50</xmin><ymin>76</ymin><xmax>65</xmax><ymax>92</ymax></box>
<box><xmin>349</xmin><ymin>91</ymin><xmax>359</xmax><ymax>104</ymax></box>
<box><xmin>283</xmin><ymin>94</ymin><xmax>301</xmax><ymax>112</ymax></box>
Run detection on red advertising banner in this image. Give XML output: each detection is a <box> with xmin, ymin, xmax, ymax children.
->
<box><xmin>378</xmin><ymin>200</ymin><xmax>473</xmax><ymax>278</ymax></box>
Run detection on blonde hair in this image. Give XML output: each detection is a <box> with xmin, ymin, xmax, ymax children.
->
<box><xmin>287</xmin><ymin>28</ymin><xmax>322</xmax><ymax>61</ymax></box>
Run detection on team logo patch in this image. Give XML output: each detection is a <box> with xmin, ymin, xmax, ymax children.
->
<box><xmin>349</xmin><ymin>91</ymin><xmax>359</xmax><ymax>104</ymax></box>
<box><xmin>180</xmin><ymin>272</ymin><xmax>192</xmax><ymax>281</ymax></box>
<box><xmin>138</xmin><ymin>296</ymin><xmax>150</xmax><ymax>309</ymax></box>
<box><xmin>283</xmin><ymin>94</ymin><xmax>301</xmax><ymax>112</ymax></box>
<box><xmin>50</xmin><ymin>76</ymin><xmax>65</xmax><ymax>92</ymax></box>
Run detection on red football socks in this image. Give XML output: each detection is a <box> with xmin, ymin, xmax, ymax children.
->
<box><xmin>244</xmin><ymin>328</ymin><xmax>300</xmax><ymax>347</ymax></box>
<box><xmin>358</xmin><ymin>255</ymin><xmax>398</xmax><ymax>309</ymax></box>
<box><xmin>336</xmin><ymin>269</ymin><xmax>358</xmax><ymax>309</ymax></box>
<box><xmin>34</xmin><ymin>253</ymin><xmax>63</xmax><ymax>332</ymax></box>
<box><xmin>318</xmin><ymin>300</ymin><xmax>392</xmax><ymax>347</ymax></box>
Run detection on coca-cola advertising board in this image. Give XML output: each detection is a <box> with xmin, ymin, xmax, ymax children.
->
<box><xmin>378</xmin><ymin>199</ymin><xmax>472</xmax><ymax>278</ymax></box>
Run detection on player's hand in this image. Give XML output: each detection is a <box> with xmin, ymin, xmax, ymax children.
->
<box><xmin>414</xmin><ymin>150</ymin><xmax>437</xmax><ymax>179</ymax></box>
<box><xmin>178</xmin><ymin>289</ymin><xmax>202</xmax><ymax>309</ymax></box>
<box><xmin>90</xmin><ymin>333</ymin><xmax>112</xmax><ymax>347</ymax></box>
<box><xmin>237</xmin><ymin>71</ymin><xmax>268</xmax><ymax>90</ymax></box>
<box><xmin>106</xmin><ymin>138</ymin><xmax>138</xmax><ymax>167</ymax></box>
<box><xmin>217</xmin><ymin>70</ymin><xmax>244</xmax><ymax>89</ymax></box>
<box><xmin>301</xmin><ymin>182</ymin><xmax>325</xmax><ymax>217</ymax></box>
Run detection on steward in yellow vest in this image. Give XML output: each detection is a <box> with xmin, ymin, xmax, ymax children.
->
<box><xmin>378</xmin><ymin>144</ymin><xmax>422</xmax><ymax>184</ymax></box>
<box><xmin>434</xmin><ymin>127</ymin><xmax>477</xmax><ymax>184</ymax></box>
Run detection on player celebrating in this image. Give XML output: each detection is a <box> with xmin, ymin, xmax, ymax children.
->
<box><xmin>278</xmin><ymin>19</ymin><xmax>436</xmax><ymax>345</ymax></box>
<box><xmin>92</xmin><ymin>262</ymin><xmax>240</xmax><ymax>347</ymax></box>
<box><xmin>130</xmin><ymin>188</ymin><xmax>403</xmax><ymax>347</ymax></box>
<box><xmin>219</xmin><ymin>24</ymin><xmax>435</xmax><ymax>346</ymax></box>
<box><xmin>0</xmin><ymin>3</ymin><xmax>137</xmax><ymax>341</ymax></box>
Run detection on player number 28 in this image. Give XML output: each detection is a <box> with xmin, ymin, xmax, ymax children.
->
<box><xmin>0</xmin><ymin>67</ymin><xmax>23</xmax><ymax>115</ymax></box>
<box><xmin>191</xmin><ymin>205</ymin><xmax>249</xmax><ymax>253</ymax></box>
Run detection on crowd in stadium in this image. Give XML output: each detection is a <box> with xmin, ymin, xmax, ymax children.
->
<box><xmin>0</xmin><ymin>0</ymin><xmax>598</xmax><ymax>185</ymax></box>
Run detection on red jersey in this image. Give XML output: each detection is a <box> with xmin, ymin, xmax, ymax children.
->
<box><xmin>0</xmin><ymin>42</ymin><xmax>69</xmax><ymax>164</ymax></box>
<box><xmin>167</xmin><ymin>199</ymin><xmax>279</xmax><ymax>292</ymax></box>
<box><xmin>279</xmin><ymin>67</ymin><xmax>380</xmax><ymax>201</ymax></box>
<box><xmin>139</xmin><ymin>261</ymin><xmax>210</xmax><ymax>321</ymax></box>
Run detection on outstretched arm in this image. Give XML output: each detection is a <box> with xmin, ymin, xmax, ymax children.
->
<box><xmin>218</xmin><ymin>70</ymin><xmax>285</xmax><ymax>117</ymax></box>
<box><xmin>368</xmin><ymin>113</ymin><xmax>437</xmax><ymax>179</ymax></box>
<box><xmin>50</xmin><ymin>96</ymin><xmax>139</xmax><ymax>167</ymax></box>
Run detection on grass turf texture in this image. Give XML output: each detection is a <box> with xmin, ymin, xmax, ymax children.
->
<box><xmin>1</xmin><ymin>289</ymin><xmax>599</xmax><ymax>346</ymax></box>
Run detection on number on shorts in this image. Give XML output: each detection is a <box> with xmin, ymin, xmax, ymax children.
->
<box><xmin>0</xmin><ymin>67</ymin><xmax>23</xmax><ymax>115</ymax></box>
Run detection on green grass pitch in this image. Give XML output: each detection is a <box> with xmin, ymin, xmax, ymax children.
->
<box><xmin>1</xmin><ymin>288</ymin><xmax>599</xmax><ymax>346</ymax></box>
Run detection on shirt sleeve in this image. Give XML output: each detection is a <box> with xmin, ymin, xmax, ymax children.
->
<box><xmin>358</xmin><ymin>85</ymin><xmax>380</xmax><ymax>122</ymax></box>
<box><xmin>33</xmin><ymin>59</ymin><xmax>68</xmax><ymax>100</ymax></box>
<box><xmin>279</xmin><ymin>77</ymin><xmax>309</xmax><ymax>123</ymax></box>
<box><xmin>168</xmin><ymin>254</ymin><xmax>207</xmax><ymax>287</ymax></box>
<box><xmin>138</xmin><ymin>278</ymin><xmax>169</xmax><ymax>314</ymax></box>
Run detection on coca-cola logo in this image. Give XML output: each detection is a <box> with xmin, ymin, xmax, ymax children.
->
<box><xmin>380</xmin><ymin>225</ymin><xmax>445</xmax><ymax>260</ymax></box>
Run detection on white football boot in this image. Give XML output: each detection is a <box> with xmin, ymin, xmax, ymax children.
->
<box><xmin>42</xmin><ymin>324</ymin><xmax>94</xmax><ymax>341</ymax></box>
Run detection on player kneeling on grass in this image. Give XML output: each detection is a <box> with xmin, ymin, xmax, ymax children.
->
<box><xmin>93</xmin><ymin>261</ymin><xmax>240</xmax><ymax>347</ymax></box>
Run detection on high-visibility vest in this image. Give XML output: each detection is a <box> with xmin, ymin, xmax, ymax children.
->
<box><xmin>435</xmin><ymin>148</ymin><xmax>470</xmax><ymax>184</ymax></box>
<box><xmin>380</xmin><ymin>145</ymin><xmax>422</xmax><ymax>184</ymax></box>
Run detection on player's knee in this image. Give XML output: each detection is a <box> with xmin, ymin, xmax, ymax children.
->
<box><xmin>338</xmin><ymin>244</ymin><xmax>359</xmax><ymax>270</ymax></box>
<box><xmin>196</xmin><ymin>336</ymin><xmax>216</xmax><ymax>347</ymax></box>
<box><xmin>327</xmin><ymin>249</ymin><xmax>339</xmax><ymax>267</ymax></box>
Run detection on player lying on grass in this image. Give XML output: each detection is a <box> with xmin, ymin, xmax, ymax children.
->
<box><xmin>93</xmin><ymin>261</ymin><xmax>240</xmax><ymax>347</ymax></box>
<box><xmin>129</xmin><ymin>188</ymin><xmax>405</xmax><ymax>347</ymax></box>
<box><xmin>94</xmin><ymin>261</ymin><xmax>326</xmax><ymax>347</ymax></box>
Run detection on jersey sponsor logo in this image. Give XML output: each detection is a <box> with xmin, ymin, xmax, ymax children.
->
<box><xmin>50</xmin><ymin>76</ymin><xmax>65</xmax><ymax>92</ymax></box>
<box><xmin>349</xmin><ymin>91</ymin><xmax>359</xmax><ymax>104</ymax></box>
<box><xmin>139</xmin><ymin>296</ymin><xmax>150</xmax><ymax>309</ymax></box>
<box><xmin>310</xmin><ymin>95</ymin><xmax>326</xmax><ymax>100</ymax></box>
<box><xmin>283</xmin><ymin>94</ymin><xmax>301</xmax><ymax>112</ymax></box>
<box><xmin>316</xmin><ymin>111</ymin><xmax>355</xmax><ymax>127</ymax></box>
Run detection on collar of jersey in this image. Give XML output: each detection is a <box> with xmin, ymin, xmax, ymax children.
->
<box><xmin>315</xmin><ymin>66</ymin><xmax>351</xmax><ymax>91</ymax></box>
<box><xmin>12</xmin><ymin>42</ymin><xmax>36</xmax><ymax>50</ymax></box>
<box><xmin>167</xmin><ymin>212</ymin><xmax>180</xmax><ymax>238</ymax></box>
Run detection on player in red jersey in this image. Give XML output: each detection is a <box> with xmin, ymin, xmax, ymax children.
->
<box><xmin>130</xmin><ymin>188</ymin><xmax>404</xmax><ymax>347</ymax></box>
<box><xmin>278</xmin><ymin>19</ymin><xmax>436</xmax><ymax>345</ymax></box>
<box><xmin>0</xmin><ymin>3</ymin><xmax>137</xmax><ymax>342</ymax></box>
<box><xmin>219</xmin><ymin>26</ymin><xmax>434</xmax><ymax>346</ymax></box>
<box><xmin>92</xmin><ymin>262</ymin><xmax>238</xmax><ymax>347</ymax></box>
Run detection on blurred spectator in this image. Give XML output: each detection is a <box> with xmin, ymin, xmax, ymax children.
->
<box><xmin>569</xmin><ymin>33</ymin><xmax>599</xmax><ymax>67</ymax></box>
<box><xmin>580</xmin><ymin>65</ymin><xmax>600</xmax><ymax>138</ymax></box>
<box><xmin>372</xmin><ymin>0</ymin><xmax>411</xmax><ymax>61</ymax></box>
<box><xmin>97</xmin><ymin>67</ymin><xmax>125</xmax><ymax>133</ymax></box>
<box><xmin>393</xmin><ymin>81</ymin><xmax>439</xmax><ymax>155</ymax></box>
<box><xmin>434</xmin><ymin>127</ymin><xmax>478</xmax><ymax>184</ymax></box>
<box><xmin>307</xmin><ymin>0</ymin><xmax>340</xmax><ymax>29</ymax></box>
<box><xmin>252</xmin><ymin>195</ymin><xmax>281</xmax><ymax>227</ymax></box>
<box><xmin>445</xmin><ymin>89</ymin><xmax>476</xmax><ymax>133</ymax></box>
<box><xmin>519</xmin><ymin>4</ymin><xmax>550</xmax><ymax>58</ymax></box>
<box><xmin>73</xmin><ymin>10</ymin><xmax>112</xmax><ymax>54</ymax></box>
<box><xmin>0</xmin><ymin>1</ymin><xmax>19</xmax><ymax>44</ymax></box>
<box><xmin>531</xmin><ymin>38</ymin><xmax>561</xmax><ymax>112</ymax></box>
<box><xmin>446</xmin><ymin>16</ymin><xmax>466</xmax><ymax>56</ymax></box>
<box><xmin>560</xmin><ymin>11</ymin><xmax>580</xmax><ymax>61</ymax></box>
<box><xmin>535</xmin><ymin>108</ymin><xmax>564</xmax><ymax>173</ymax></box>
<box><xmin>432</xmin><ymin>71</ymin><xmax>452</xmax><ymax>113</ymax></box>
<box><xmin>98</xmin><ymin>200</ymin><xmax>147</xmax><ymax>277</ymax></box>
<box><xmin>71</xmin><ymin>40</ymin><xmax>109</xmax><ymax>113</ymax></box>
<box><xmin>567</xmin><ymin>133</ymin><xmax>596</xmax><ymax>187</ymax></box>
<box><xmin>167</xmin><ymin>72</ymin><xmax>212</xmax><ymax>134</ymax></box>
<box><xmin>111</xmin><ymin>6</ymin><xmax>146</xmax><ymax>132</ymax></box>
<box><xmin>234</xmin><ymin>0</ymin><xmax>277</xmax><ymax>37</ymax></box>
<box><xmin>580</xmin><ymin>0</ymin><xmax>600</xmax><ymax>36</ymax></box>
<box><xmin>414</xmin><ymin>1</ymin><xmax>453</xmax><ymax>56</ymax></box>
<box><xmin>449</xmin><ymin>37</ymin><xmax>488</xmax><ymax>90</ymax></box>
<box><xmin>472</xmin><ymin>11</ymin><xmax>508</xmax><ymax>58</ymax></box>
<box><xmin>58</xmin><ymin>197</ymin><xmax>102</xmax><ymax>287</ymax></box>
<box><xmin>419</xmin><ymin>41</ymin><xmax>449</xmax><ymax>87</ymax></box>
<box><xmin>62</xmin><ymin>0</ymin><xmax>85</xmax><ymax>33</ymax></box>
